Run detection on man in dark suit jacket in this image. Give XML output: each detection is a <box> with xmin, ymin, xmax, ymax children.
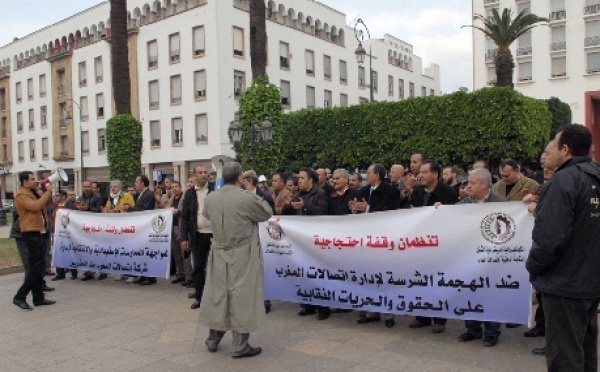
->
<box><xmin>124</xmin><ymin>175</ymin><xmax>156</xmax><ymax>285</ymax></box>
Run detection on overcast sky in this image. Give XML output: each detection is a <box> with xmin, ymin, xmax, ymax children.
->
<box><xmin>0</xmin><ymin>0</ymin><xmax>473</xmax><ymax>93</ymax></box>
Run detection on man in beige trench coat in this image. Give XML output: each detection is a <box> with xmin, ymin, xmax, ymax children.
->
<box><xmin>200</xmin><ymin>162</ymin><xmax>273</xmax><ymax>358</ymax></box>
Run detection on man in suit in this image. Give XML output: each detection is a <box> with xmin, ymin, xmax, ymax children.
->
<box><xmin>242</xmin><ymin>171</ymin><xmax>275</xmax><ymax>213</ymax></box>
<box><xmin>124</xmin><ymin>175</ymin><xmax>156</xmax><ymax>285</ymax></box>
<box><xmin>493</xmin><ymin>159</ymin><xmax>540</xmax><ymax>201</ymax></box>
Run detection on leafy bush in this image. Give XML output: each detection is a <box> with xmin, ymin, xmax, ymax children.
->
<box><xmin>106</xmin><ymin>114</ymin><xmax>142</xmax><ymax>185</ymax></box>
<box><xmin>546</xmin><ymin>97</ymin><xmax>572</xmax><ymax>138</ymax></box>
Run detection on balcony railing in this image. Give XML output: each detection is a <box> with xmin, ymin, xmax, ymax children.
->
<box><xmin>550</xmin><ymin>41</ymin><xmax>567</xmax><ymax>51</ymax></box>
<box><xmin>549</xmin><ymin>11</ymin><xmax>566</xmax><ymax>21</ymax></box>
<box><xmin>584</xmin><ymin>4</ymin><xmax>600</xmax><ymax>15</ymax></box>
<box><xmin>587</xmin><ymin>67</ymin><xmax>600</xmax><ymax>74</ymax></box>
<box><xmin>517</xmin><ymin>46</ymin><xmax>533</xmax><ymax>56</ymax></box>
<box><xmin>485</xmin><ymin>49</ymin><xmax>497</xmax><ymax>61</ymax></box>
<box><xmin>484</xmin><ymin>0</ymin><xmax>499</xmax><ymax>5</ymax></box>
<box><xmin>585</xmin><ymin>36</ymin><xmax>600</xmax><ymax>47</ymax></box>
<box><xmin>518</xmin><ymin>76</ymin><xmax>533</xmax><ymax>82</ymax></box>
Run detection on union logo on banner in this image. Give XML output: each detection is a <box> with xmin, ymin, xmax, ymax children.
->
<box><xmin>152</xmin><ymin>214</ymin><xmax>168</xmax><ymax>233</ymax></box>
<box><xmin>480</xmin><ymin>212</ymin><xmax>516</xmax><ymax>245</ymax></box>
<box><xmin>266</xmin><ymin>218</ymin><xmax>286</xmax><ymax>241</ymax></box>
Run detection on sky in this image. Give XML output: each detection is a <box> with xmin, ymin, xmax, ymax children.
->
<box><xmin>0</xmin><ymin>0</ymin><xmax>474</xmax><ymax>93</ymax></box>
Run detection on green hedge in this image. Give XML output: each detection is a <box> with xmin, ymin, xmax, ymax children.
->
<box><xmin>546</xmin><ymin>97</ymin><xmax>572</xmax><ymax>139</ymax></box>
<box><xmin>106</xmin><ymin>114</ymin><xmax>142</xmax><ymax>185</ymax></box>
<box><xmin>266</xmin><ymin>87</ymin><xmax>551</xmax><ymax>171</ymax></box>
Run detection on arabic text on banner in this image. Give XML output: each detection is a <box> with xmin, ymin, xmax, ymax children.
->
<box><xmin>53</xmin><ymin>209</ymin><xmax>173</xmax><ymax>278</ymax></box>
<box><xmin>259</xmin><ymin>202</ymin><xmax>534</xmax><ymax>324</ymax></box>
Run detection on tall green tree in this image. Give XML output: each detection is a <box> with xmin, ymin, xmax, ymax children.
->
<box><xmin>249</xmin><ymin>0</ymin><xmax>267</xmax><ymax>79</ymax></box>
<box><xmin>465</xmin><ymin>8</ymin><xmax>547</xmax><ymax>88</ymax></box>
<box><xmin>110</xmin><ymin>0</ymin><xmax>131</xmax><ymax>114</ymax></box>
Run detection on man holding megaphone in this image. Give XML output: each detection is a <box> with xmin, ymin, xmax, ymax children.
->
<box><xmin>13</xmin><ymin>170</ymin><xmax>57</xmax><ymax>310</ymax></box>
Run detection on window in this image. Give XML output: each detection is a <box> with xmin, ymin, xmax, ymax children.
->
<box><xmin>372</xmin><ymin>71</ymin><xmax>378</xmax><ymax>92</ymax></box>
<box><xmin>279</xmin><ymin>42</ymin><xmax>290</xmax><ymax>69</ymax></box>
<box><xmin>60</xmin><ymin>135</ymin><xmax>68</xmax><ymax>156</ymax></box>
<box><xmin>306</xmin><ymin>86</ymin><xmax>315</xmax><ymax>108</ymax></box>
<box><xmin>18</xmin><ymin>141</ymin><xmax>24</xmax><ymax>161</ymax></box>
<box><xmin>551</xmin><ymin>26</ymin><xmax>566</xmax><ymax>51</ymax></box>
<box><xmin>27</xmin><ymin>78</ymin><xmax>33</xmax><ymax>100</ymax></box>
<box><xmin>78</xmin><ymin>62</ymin><xmax>87</xmax><ymax>87</ymax></box>
<box><xmin>517</xmin><ymin>2</ymin><xmax>530</xmax><ymax>15</ymax></box>
<box><xmin>172</xmin><ymin>117</ymin><xmax>183</xmax><ymax>145</ymax></box>
<box><xmin>324</xmin><ymin>90</ymin><xmax>332</xmax><ymax>108</ymax></box>
<box><xmin>1</xmin><ymin>118</ymin><xmax>6</xmax><ymax>139</ymax></box>
<box><xmin>487</xmin><ymin>66</ymin><xmax>496</xmax><ymax>85</ymax></box>
<box><xmin>98</xmin><ymin>129</ymin><xmax>106</xmax><ymax>152</ymax></box>
<box><xmin>233</xmin><ymin>27</ymin><xmax>244</xmax><ymax>57</ymax></box>
<box><xmin>17</xmin><ymin>111</ymin><xmax>23</xmax><ymax>132</ymax></box>
<box><xmin>149</xmin><ymin>80</ymin><xmax>159</xmax><ymax>109</ymax></box>
<box><xmin>551</xmin><ymin>57</ymin><xmax>567</xmax><ymax>77</ymax></box>
<box><xmin>409</xmin><ymin>82</ymin><xmax>414</xmax><ymax>98</ymax></box>
<box><xmin>40</xmin><ymin>106</ymin><xmax>47</xmax><ymax>127</ymax></box>
<box><xmin>59</xmin><ymin>103</ymin><xmax>67</xmax><ymax>127</ymax></box>
<box><xmin>96</xmin><ymin>93</ymin><xmax>104</xmax><ymax>118</ymax></box>
<box><xmin>234</xmin><ymin>70</ymin><xmax>245</xmax><ymax>98</ymax></box>
<box><xmin>193</xmin><ymin>26</ymin><xmax>205</xmax><ymax>56</ymax></box>
<box><xmin>2</xmin><ymin>145</ymin><xmax>6</xmax><ymax>161</ymax></box>
<box><xmin>169</xmin><ymin>33</ymin><xmax>180</xmax><ymax>63</ymax></box>
<box><xmin>518</xmin><ymin>62</ymin><xmax>533</xmax><ymax>81</ymax></box>
<box><xmin>170</xmin><ymin>75</ymin><xmax>182</xmax><ymax>105</ymax></box>
<box><xmin>16</xmin><ymin>82</ymin><xmax>22</xmax><ymax>103</ymax></box>
<box><xmin>57</xmin><ymin>70</ymin><xmax>66</xmax><ymax>96</ymax></box>
<box><xmin>94</xmin><ymin>57</ymin><xmax>103</xmax><ymax>83</ymax></box>
<box><xmin>29</xmin><ymin>139</ymin><xmax>35</xmax><ymax>160</ymax></box>
<box><xmin>80</xmin><ymin>96</ymin><xmax>89</xmax><ymax>121</ymax></box>
<box><xmin>39</xmin><ymin>74</ymin><xmax>46</xmax><ymax>97</ymax></box>
<box><xmin>323</xmin><ymin>55</ymin><xmax>332</xmax><ymax>80</ymax></box>
<box><xmin>388</xmin><ymin>75</ymin><xmax>394</xmax><ymax>97</ymax></box>
<box><xmin>587</xmin><ymin>52</ymin><xmax>600</xmax><ymax>73</ymax></box>
<box><xmin>28</xmin><ymin>109</ymin><xmax>34</xmax><ymax>130</ymax></box>
<box><xmin>150</xmin><ymin>121</ymin><xmax>161</xmax><ymax>147</ymax></box>
<box><xmin>586</xmin><ymin>21</ymin><xmax>600</xmax><ymax>46</ymax></box>
<box><xmin>148</xmin><ymin>40</ymin><xmax>158</xmax><ymax>68</ymax></box>
<box><xmin>195</xmin><ymin>114</ymin><xmax>208</xmax><ymax>143</ymax></box>
<box><xmin>359</xmin><ymin>97</ymin><xmax>368</xmax><ymax>104</ymax></box>
<box><xmin>339</xmin><ymin>60</ymin><xmax>347</xmax><ymax>84</ymax></box>
<box><xmin>42</xmin><ymin>137</ymin><xmax>48</xmax><ymax>159</ymax></box>
<box><xmin>358</xmin><ymin>67</ymin><xmax>365</xmax><ymax>88</ymax></box>
<box><xmin>430</xmin><ymin>89</ymin><xmax>435</xmax><ymax>96</ymax></box>
<box><xmin>280</xmin><ymin>80</ymin><xmax>290</xmax><ymax>107</ymax></box>
<box><xmin>398</xmin><ymin>79</ymin><xmax>405</xmax><ymax>99</ymax></box>
<box><xmin>194</xmin><ymin>70</ymin><xmax>207</xmax><ymax>100</ymax></box>
<box><xmin>305</xmin><ymin>50</ymin><xmax>315</xmax><ymax>75</ymax></box>
<box><xmin>340</xmin><ymin>93</ymin><xmax>348</xmax><ymax>107</ymax></box>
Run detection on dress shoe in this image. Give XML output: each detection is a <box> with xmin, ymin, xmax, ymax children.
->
<box><xmin>233</xmin><ymin>346</ymin><xmax>262</xmax><ymax>359</ymax></box>
<box><xmin>524</xmin><ymin>325</ymin><xmax>545</xmax><ymax>337</ymax></box>
<box><xmin>432</xmin><ymin>324</ymin><xmax>445</xmax><ymax>333</ymax></box>
<box><xmin>357</xmin><ymin>316</ymin><xmax>380</xmax><ymax>324</ymax></box>
<box><xmin>458</xmin><ymin>332</ymin><xmax>482</xmax><ymax>342</ymax></box>
<box><xmin>70</xmin><ymin>275</ymin><xmax>78</xmax><ymax>280</ymax></box>
<box><xmin>385</xmin><ymin>319</ymin><xmax>395</xmax><ymax>328</ymax></box>
<box><xmin>505</xmin><ymin>323</ymin><xmax>520</xmax><ymax>328</ymax></box>
<box><xmin>297</xmin><ymin>308</ymin><xmax>316</xmax><ymax>316</ymax></box>
<box><xmin>43</xmin><ymin>285</ymin><xmax>55</xmax><ymax>292</ymax></box>
<box><xmin>317</xmin><ymin>309</ymin><xmax>331</xmax><ymax>320</ymax></box>
<box><xmin>132</xmin><ymin>277</ymin><xmax>144</xmax><ymax>284</ymax></box>
<box><xmin>532</xmin><ymin>347</ymin><xmax>546</xmax><ymax>356</ymax></box>
<box><xmin>188</xmin><ymin>291</ymin><xmax>196</xmax><ymax>299</ymax></box>
<box><xmin>205</xmin><ymin>341</ymin><xmax>218</xmax><ymax>353</ymax></box>
<box><xmin>180</xmin><ymin>280</ymin><xmax>193</xmax><ymax>287</ymax></box>
<box><xmin>98</xmin><ymin>273</ymin><xmax>108</xmax><ymax>280</ymax></box>
<box><xmin>408</xmin><ymin>319</ymin><xmax>430</xmax><ymax>328</ymax></box>
<box><xmin>140</xmin><ymin>278</ymin><xmax>157</xmax><ymax>285</ymax></box>
<box><xmin>51</xmin><ymin>275</ymin><xmax>65</xmax><ymax>281</ymax></box>
<box><xmin>34</xmin><ymin>299</ymin><xmax>56</xmax><ymax>306</ymax></box>
<box><xmin>171</xmin><ymin>277</ymin><xmax>185</xmax><ymax>284</ymax></box>
<box><xmin>264</xmin><ymin>300</ymin><xmax>272</xmax><ymax>314</ymax></box>
<box><xmin>13</xmin><ymin>298</ymin><xmax>33</xmax><ymax>310</ymax></box>
<box><xmin>191</xmin><ymin>300</ymin><xmax>201</xmax><ymax>309</ymax></box>
<box><xmin>81</xmin><ymin>273</ymin><xmax>95</xmax><ymax>281</ymax></box>
<box><xmin>483</xmin><ymin>336</ymin><xmax>498</xmax><ymax>347</ymax></box>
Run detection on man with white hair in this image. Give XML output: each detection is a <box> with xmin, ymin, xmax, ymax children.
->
<box><xmin>457</xmin><ymin>168</ymin><xmax>506</xmax><ymax>347</ymax></box>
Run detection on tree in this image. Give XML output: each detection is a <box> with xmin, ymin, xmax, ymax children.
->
<box><xmin>110</xmin><ymin>0</ymin><xmax>131</xmax><ymax>114</ymax></box>
<box><xmin>465</xmin><ymin>8</ymin><xmax>547</xmax><ymax>88</ymax></box>
<box><xmin>249</xmin><ymin>0</ymin><xmax>267</xmax><ymax>79</ymax></box>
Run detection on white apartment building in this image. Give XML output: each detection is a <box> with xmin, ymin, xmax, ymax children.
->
<box><xmin>0</xmin><ymin>0</ymin><xmax>441</xmax><ymax>198</ymax></box>
<box><xmin>472</xmin><ymin>0</ymin><xmax>600</xmax><ymax>161</ymax></box>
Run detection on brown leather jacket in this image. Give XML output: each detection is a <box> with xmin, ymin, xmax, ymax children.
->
<box><xmin>15</xmin><ymin>187</ymin><xmax>53</xmax><ymax>233</ymax></box>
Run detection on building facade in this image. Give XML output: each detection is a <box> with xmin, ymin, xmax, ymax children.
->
<box><xmin>472</xmin><ymin>0</ymin><xmax>600</xmax><ymax>161</ymax></box>
<box><xmin>0</xmin><ymin>0</ymin><xmax>441</xmax><ymax>198</ymax></box>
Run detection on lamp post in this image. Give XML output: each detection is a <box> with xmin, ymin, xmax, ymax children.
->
<box><xmin>63</xmin><ymin>99</ymin><xmax>84</xmax><ymax>185</ymax></box>
<box><xmin>354</xmin><ymin>18</ymin><xmax>375</xmax><ymax>102</ymax></box>
<box><xmin>228</xmin><ymin>114</ymin><xmax>273</xmax><ymax>172</ymax></box>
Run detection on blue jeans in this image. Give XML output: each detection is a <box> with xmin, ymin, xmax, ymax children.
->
<box><xmin>465</xmin><ymin>320</ymin><xmax>501</xmax><ymax>338</ymax></box>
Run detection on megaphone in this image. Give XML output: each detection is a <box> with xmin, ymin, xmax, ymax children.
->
<box><xmin>39</xmin><ymin>167</ymin><xmax>68</xmax><ymax>189</ymax></box>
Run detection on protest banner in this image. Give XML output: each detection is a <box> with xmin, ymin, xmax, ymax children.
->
<box><xmin>259</xmin><ymin>202</ymin><xmax>534</xmax><ymax>324</ymax></box>
<box><xmin>53</xmin><ymin>209</ymin><xmax>173</xmax><ymax>278</ymax></box>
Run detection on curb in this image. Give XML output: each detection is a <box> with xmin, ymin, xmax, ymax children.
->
<box><xmin>0</xmin><ymin>265</ymin><xmax>24</xmax><ymax>276</ymax></box>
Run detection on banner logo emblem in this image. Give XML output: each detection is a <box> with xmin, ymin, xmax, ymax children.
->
<box><xmin>266</xmin><ymin>218</ymin><xmax>286</xmax><ymax>241</ymax></box>
<box><xmin>481</xmin><ymin>212</ymin><xmax>516</xmax><ymax>245</ymax></box>
<box><xmin>60</xmin><ymin>213</ymin><xmax>70</xmax><ymax>229</ymax></box>
<box><xmin>152</xmin><ymin>214</ymin><xmax>168</xmax><ymax>233</ymax></box>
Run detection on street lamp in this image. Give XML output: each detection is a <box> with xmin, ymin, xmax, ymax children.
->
<box><xmin>228</xmin><ymin>114</ymin><xmax>273</xmax><ymax>172</ymax></box>
<box><xmin>62</xmin><ymin>99</ymin><xmax>85</xmax><ymax>183</ymax></box>
<box><xmin>354</xmin><ymin>18</ymin><xmax>375</xmax><ymax>102</ymax></box>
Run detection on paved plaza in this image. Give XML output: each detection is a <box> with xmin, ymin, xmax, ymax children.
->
<box><xmin>0</xmin><ymin>269</ymin><xmax>551</xmax><ymax>372</ymax></box>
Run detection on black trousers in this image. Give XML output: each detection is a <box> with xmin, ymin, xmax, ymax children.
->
<box><xmin>191</xmin><ymin>232</ymin><xmax>212</xmax><ymax>302</ymax></box>
<box><xmin>542</xmin><ymin>293</ymin><xmax>600</xmax><ymax>372</ymax></box>
<box><xmin>534</xmin><ymin>292</ymin><xmax>545</xmax><ymax>329</ymax></box>
<box><xmin>56</xmin><ymin>267</ymin><xmax>78</xmax><ymax>278</ymax></box>
<box><xmin>14</xmin><ymin>233</ymin><xmax>46</xmax><ymax>303</ymax></box>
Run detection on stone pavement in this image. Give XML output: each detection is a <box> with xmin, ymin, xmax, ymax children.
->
<box><xmin>0</xmin><ymin>272</ymin><xmax>548</xmax><ymax>372</ymax></box>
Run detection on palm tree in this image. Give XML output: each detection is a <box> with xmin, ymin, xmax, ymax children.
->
<box><xmin>249</xmin><ymin>0</ymin><xmax>267</xmax><ymax>79</ymax></box>
<box><xmin>110</xmin><ymin>0</ymin><xmax>131</xmax><ymax>114</ymax></box>
<box><xmin>466</xmin><ymin>8</ymin><xmax>547</xmax><ymax>88</ymax></box>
